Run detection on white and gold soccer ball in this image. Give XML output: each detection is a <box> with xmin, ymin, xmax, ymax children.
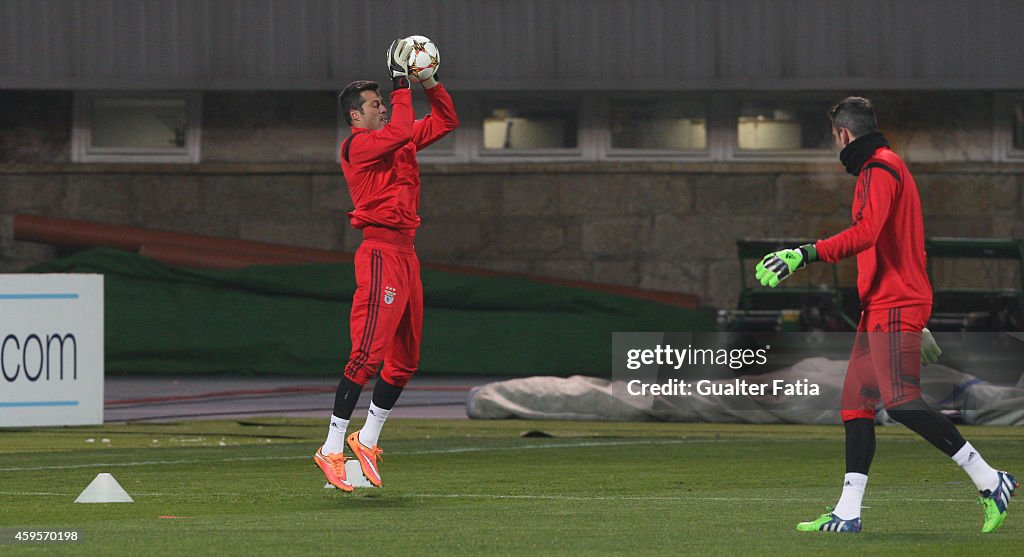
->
<box><xmin>404</xmin><ymin>35</ymin><xmax>440</xmax><ymax>82</ymax></box>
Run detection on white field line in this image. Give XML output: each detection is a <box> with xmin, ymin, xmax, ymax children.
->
<box><xmin>0</xmin><ymin>455</ymin><xmax>304</xmax><ymax>472</ymax></box>
<box><xmin>399</xmin><ymin>494</ymin><xmax>969</xmax><ymax>503</ymax></box>
<box><xmin>0</xmin><ymin>491</ymin><xmax>167</xmax><ymax>497</ymax></box>
<box><xmin>0</xmin><ymin>490</ymin><xmax>970</xmax><ymax>504</ymax></box>
<box><xmin>0</xmin><ymin>438</ymin><xmax>721</xmax><ymax>473</ymax></box>
<box><xmin>0</xmin><ymin>491</ymin><xmax>72</xmax><ymax>496</ymax></box>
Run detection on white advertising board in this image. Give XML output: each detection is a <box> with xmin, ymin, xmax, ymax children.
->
<box><xmin>0</xmin><ymin>274</ymin><xmax>104</xmax><ymax>426</ymax></box>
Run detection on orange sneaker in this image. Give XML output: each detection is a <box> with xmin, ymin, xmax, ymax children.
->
<box><xmin>314</xmin><ymin>447</ymin><xmax>353</xmax><ymax>492</ymax></box>
<box><xmin>347</xmin><ymin>431</ymin><xmax>384</xmax><ymax>487</ymax></box>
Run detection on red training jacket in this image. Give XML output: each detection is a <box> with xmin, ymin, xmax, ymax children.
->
<box><xmin>340</xmin><ymin>84</ymin><xmax>459</xmax><ymax>238</ymax></box>
<box><xmin>815</xmin><ymin>146</ymin><xmax>932</xmax><ymax>310</ymax></box>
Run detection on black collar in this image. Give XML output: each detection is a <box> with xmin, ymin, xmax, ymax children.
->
<box><xmin>839</xmin><ymin>132</ymin><xmax>889</xmax><ymax>176</ymax></box>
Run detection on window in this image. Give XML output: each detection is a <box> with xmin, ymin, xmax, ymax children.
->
<box><xmin>73</xmin><ymin>92</ymin><xmax>201</xmax><ymax>163</ymax></box>
<box><xmin>1014</xmin><ymin>101</ymin><xmax>1024</xmax><ymax>152</ymax></box>
<box><xmin>994</xmin><ymin>94</ymin><xmax>1024</xmax><ymax>161</ymax></box>
<box><xmin>609</xmin><ymin>100</ymin><xmax>707</xmax><ymax>152</ymax></box>
<box><xmin>481</xmin><ymin>102</ymin><xmax>579</xmax><ymax>152</ymax></box>
<box><xmin>734</xmin><ymin>99</ymin><xmax>833</xmax><ymax>155</ymax></box>
<box><xmin>344</xmin><ymin>91</ymin><xmax>1010</xmax><ymax>163</ymax></box>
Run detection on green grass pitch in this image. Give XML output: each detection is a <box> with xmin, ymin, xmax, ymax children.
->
<box><xmin>0</xmin><ymin>420</ymin><xmax>1020</xmax><ymax>555</ymax></box>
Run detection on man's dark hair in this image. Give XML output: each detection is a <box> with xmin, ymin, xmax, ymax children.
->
<box><xmin>339</xmin><ymin>80</ymin><xmax>380</xmax><ymax>126</ymax></box>
<box><xmin>829</xmin><ymin>96</ymin><xmax>879</xmax><ymax>137</ymax></box>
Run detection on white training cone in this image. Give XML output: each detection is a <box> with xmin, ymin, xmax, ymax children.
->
<box><xmin>345</xmin><ymin>460</ymin><xmax>376</xmax><ymax>488</ymax></box>
<box><xmin>323</xmin><ymin>461</ymin><xmax>376</xmax><ymax>489</ymax></box>
<box><xmin>75</xmin><ymin>473</ymin><xmax>134</xmax><ymax>503</ymax></box>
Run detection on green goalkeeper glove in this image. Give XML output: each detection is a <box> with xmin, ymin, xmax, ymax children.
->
<box><xmin>755</xmin><ymin>244</ymin><xmax>817</xmax><ymax>288</ymax></box>
<box><xmin>921</xmin><ymin>327</ymin><xmax>941</xmax><ymax>365</ymax></box>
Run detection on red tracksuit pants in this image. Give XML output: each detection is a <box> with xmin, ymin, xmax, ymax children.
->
<box><xmin>343</xmin><ymin>235</ymin><xmax>422</xmax><ymax>388</ymax></box>
<box><xmin>840</xmin><ymin>305</ymin><xmax>930</xmax><ymax>422</ymax></box>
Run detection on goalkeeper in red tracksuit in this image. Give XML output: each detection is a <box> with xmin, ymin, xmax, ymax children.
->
<box><xmin>755</xmin><ymin>97</ymin><xmax>1016</xmax><ymax>533</ymax></box>
<box><xmin>315</xmin><ymin>38</ymin><xmax>458</xmax><ymax>492</ymax></box>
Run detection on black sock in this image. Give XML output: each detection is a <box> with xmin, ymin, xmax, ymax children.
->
<box><xmin>332</xmin><ymin>376</ymin><xmax>364</xmax><ymax>419</ymax></box>
<box><xmin>844</xmin><ymin>418</ymin><xmax>876</xmax><ymax>475</ymax></box>
<box><xmin>886</xmin><ymin>398</ymin><xmax>967</xmax><ymax>457</ymax></box>
<box><xmin>371</xmin><ymin>378</ymin><xmax>404</xmax><ymax>410</ymax></box>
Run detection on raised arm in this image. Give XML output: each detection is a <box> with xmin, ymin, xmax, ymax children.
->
<box><xmin>345</xmin><ymin>88</ymin><xmax>414</xmax><ymax>165</ymax></box>
<box><xmin>411</xmin><ymin>81</ymin><xmax>459</xmax><ymax>150</ymax></box>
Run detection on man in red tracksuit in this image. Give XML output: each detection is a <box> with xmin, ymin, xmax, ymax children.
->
<box><xmin>314</xmin><ymin>38</ymin><xmax>458</xmax><ymax>492</ymax></box>
<box><xmin>755</xmin><ymin>97</ymin><xmax>1016</xmax><ymax>533</ymax></box>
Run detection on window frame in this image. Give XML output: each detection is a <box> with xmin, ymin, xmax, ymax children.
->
<box><xmin>724</xmin><ymin>92</ymin><xmax>840</xmax><ymax>162</ymax></box>
<box><xmin>600</xmin><ymin>94</ymin><xmax>713</xmax><ymax>161</ymax></box>
<box><xmin>72</xmin><ymin>91</ymin><xmax>202</xmax><ymax>163</ymax></box>
<box><xmin>470</xmin><ymin>93</ymin><xmax>585</xmax><ymax>161</ymax></box>
<box><xmin>993</xmin><ymin>92</ymin><xmax>1024</xmax><ymax>162</ymax></box>
<box><xmin>334</xmin><ymin>91</ymin><xmax>1024</xmax><ymax>165</ymax></box>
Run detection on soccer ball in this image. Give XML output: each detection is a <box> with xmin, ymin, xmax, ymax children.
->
<box><xmin>405</xmin><ymin>35</ymin><xmax>440</xmax><ymax>82</ymax></box>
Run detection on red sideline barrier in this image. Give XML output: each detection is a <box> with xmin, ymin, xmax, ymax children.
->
<box><xmin>13</xmin><ymin>214</ymin><xmax>352</xmax><ymax>263</ymax></box>
<box><xmin>13</xmin><ymin>214</ymin><xmax>700</xmax><ymax>308</ymax></box>
<box><xmin>138</xmin><ymin>243</ymin><xmax>304</xmax><ymax>270</ymax></box>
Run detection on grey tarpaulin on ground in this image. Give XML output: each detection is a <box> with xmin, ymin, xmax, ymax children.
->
<box><xmin>465</xmin><ymin>358</ymin><xmax>1024</xmax><ymax>425</ymax></box>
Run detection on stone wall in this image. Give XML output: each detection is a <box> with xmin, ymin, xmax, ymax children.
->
<box><xmin>2</xmin><ymin>89</ymin><xmax>1022</xmax><ymax>309</ymax></box>
<box><xmin>2</xmin><ymin>162</ymin><xmax>1022</xmax><ymax>309</ymax></box>
<box><xmin>416</xmin><ymin>163</ymin><xmax>1024</xmax><ymax>309</ymax></box>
